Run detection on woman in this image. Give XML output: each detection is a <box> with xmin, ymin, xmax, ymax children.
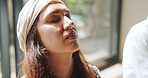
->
<box><xmin>17</xmin><ymin>0</ymin><xmax>101</xmax><ymax>78</ymax></box>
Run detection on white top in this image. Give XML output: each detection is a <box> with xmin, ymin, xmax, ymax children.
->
<box><xmin>122</xmin><ymin>17</ymin><xmax>148</xmax><ymax>78</ymax></box>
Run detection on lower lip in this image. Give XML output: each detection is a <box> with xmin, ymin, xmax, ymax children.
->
<box><xmin>67</xmin><ymin>36</ymin><xmax>77</xmax><ymax>39</ymax></box>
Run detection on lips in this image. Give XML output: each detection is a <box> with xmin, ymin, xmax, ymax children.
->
<box><xmin>66</xmin><ymin>32</ymin><xmax>77</xmax><ymax>39</ymax></box>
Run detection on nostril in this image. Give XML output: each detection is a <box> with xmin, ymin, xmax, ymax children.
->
<box><xmin>71</xmin><ymin>21</ymin><xmax>74</xmax><ymax>26</ymax></box>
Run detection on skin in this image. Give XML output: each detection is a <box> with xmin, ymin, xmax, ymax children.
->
<box><xmin>37</xmin><ymin>2</ymin><xmax>79</xmax><ymax>78</ymax></box>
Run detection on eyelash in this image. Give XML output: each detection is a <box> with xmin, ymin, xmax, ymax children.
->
<box><xmin>66</xmin><ymin>14</ymin><xmax>71</xmax><ymax>19</ymax></box>
<box><xmin>49</xmin><ymin>14</ymin><xmax>71</xmax><ymax>23</ymax></box>
<box><xmin>50</xmin><ymin>17</ymin><xmax>61</xmax><ymax>23</ymax></box>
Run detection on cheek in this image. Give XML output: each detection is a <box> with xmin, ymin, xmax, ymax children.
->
<box><xmin>38</xmin><ymin>26</ymin><xmax>54</xmax><ymax>41</ymax></box>
<box><xmin>37</xmin><ymin>25</ymin><xmax>63</xmax><ymax>49</ymax></box>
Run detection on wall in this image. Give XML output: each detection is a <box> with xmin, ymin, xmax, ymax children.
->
<box><xmin>120</xmin><ymin>0</ymin><xmax>148</xmax><ymax>61</ymax></box>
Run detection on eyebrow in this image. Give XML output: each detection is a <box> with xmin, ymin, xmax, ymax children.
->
<box><xmin>50</xmin><ymin>9</ymin><xmax>70</xmax><ymax>15</ymax></box>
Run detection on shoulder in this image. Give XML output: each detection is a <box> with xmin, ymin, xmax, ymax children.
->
<box><xmin>89</xmin><ymin>64</ymin><xmax>101</xmax><ymax>78</ymax></box>
<box><xmin>128</xmin><ymin>19</ymin><xmax>148</xmax><ymax>37</ymax></box>
<box><xmin>124</xmin><ymin>18</ymin><xmax>148</xmax><ymax>49</ymax></box>
<box><xmin>123</xmin><ymin>18</ymin><xmax>148</xmax><ymax>71</ymax></box>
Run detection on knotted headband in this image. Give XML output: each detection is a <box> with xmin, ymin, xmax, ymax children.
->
<box><xmin>17</xmin><ymin>0</ymin><xmax>62</xmax><ymax>52</ymax></box>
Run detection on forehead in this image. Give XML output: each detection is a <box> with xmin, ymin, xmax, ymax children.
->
<box><xmin>40</xmin><ymin>3</ymin><xmax>69</xmax><ymax>19</ymax></box>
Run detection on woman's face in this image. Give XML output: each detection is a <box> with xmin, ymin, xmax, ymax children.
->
<box><xmin>37</xmin><ymin>2</ymin><xmax>79</xmax><ymax>54</ymax></box>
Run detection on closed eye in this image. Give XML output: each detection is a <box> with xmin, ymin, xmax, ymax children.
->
<box><xmin>65</xmin><ymin>14</ymin><xmax>71</xmax><ymax>19</ymax></box>
<box><xmin>48</xmin><ymin>15</ymin><xmax>61</xmax><ymax>23</ymax></box>
<box><xmin>49</xmin><ymin>18</ymin><xmax>61</xmax><ymax>23</ymax></box>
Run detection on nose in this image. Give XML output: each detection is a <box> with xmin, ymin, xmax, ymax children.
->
<box><xmin>64</xmin><ymin>16</ymin><xmax>74</xmax><ymax>30</ymax></box>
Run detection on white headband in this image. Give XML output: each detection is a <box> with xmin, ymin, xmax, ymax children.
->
<box><xmin>17</xmin><ymin>0</ymin><xmax>62</xmax><ymax>52</ymax></box>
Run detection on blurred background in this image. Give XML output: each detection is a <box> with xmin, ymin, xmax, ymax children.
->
<box><xmin>0</xmin><ymin>0</ymin><xmax>148</xmax><ymax>78</ymax></box>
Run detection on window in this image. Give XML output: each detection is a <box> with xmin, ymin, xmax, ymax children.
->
<box><xmin>65</xmin><ymin>0</ymin><xmax>120</xmax><ymax>68</ymax></box>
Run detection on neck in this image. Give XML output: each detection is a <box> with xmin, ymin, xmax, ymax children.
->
<box><xmin>49</xmin><ymin>53</ymin><xmax>73</xmax><ymax>78</ymax></box>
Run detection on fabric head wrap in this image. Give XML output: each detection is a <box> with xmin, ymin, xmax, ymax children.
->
<box><xmin>17</xmin><ymin>0</ymin><xmax>62</xmax><ymax>53</ymax></box>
